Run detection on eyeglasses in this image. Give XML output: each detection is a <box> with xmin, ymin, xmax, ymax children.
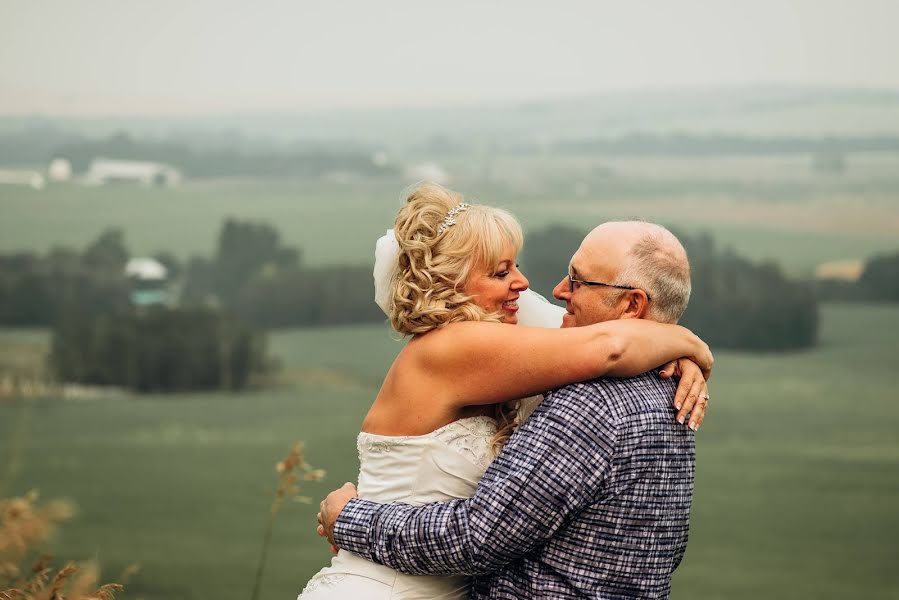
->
<box><xmin>567</xmin><ymin>269</ymin><xmax>651</xmax><ymax>301</ymax></box>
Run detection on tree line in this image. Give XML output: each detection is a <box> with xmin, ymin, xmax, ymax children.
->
<box><xmin>815</xmin><ymin>251</ymin><xmax>899</xmax><ymax>302</ymax></box>
<box><xmin>0</xmin><ymin>222</ymin><xmax>384</xmax><ymax>331</ymax></box>
<box><xmin>548</xmin><ymin>133</ymin><xmax>899</xmax><ymax>157</ymax></box>
<box><xmin>412</xmin><ymin>133</ymin><xmax>899</xmax><ymax>159</ymax></box>
<box><xmin>4</xmin><ymin>126</ymin><xmax>899</xmax><ymax>173</ymax></box>
<box><xmin>15</xmin><ymin>219</ymin><xmax>897</xmax><ymax>391</ymax></box>
<box><xmin>51</xmin><ymin>306</ymin><xmax>267</xmax><ymax>393</ymax></box>
<box><xmin>178</xmin><ymin>218</ymin><xmax>384</xmax><ymax>326</ymax></box>
<box><xmin>0</xmin><ymin>229</ymin><xmax>270</xmax><ymax>392</ymax></box>
<box><xmin>0</xmin><ymin>128</ymin><xmax>395</xmax><ymax>178</ymax></box>
<box><xmin>0</xmin><ymin>219</ymin><xmax>842</xmax><ymax>358</ymax></box>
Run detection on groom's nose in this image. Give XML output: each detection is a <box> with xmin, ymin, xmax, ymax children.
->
<box><xmin>553</xmin><ymin>276</ymin><xmax>570</xmax><ymax>301</ymax></box>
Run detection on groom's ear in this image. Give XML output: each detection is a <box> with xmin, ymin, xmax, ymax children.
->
<box><xmin>620</xmin><ymin>289</ymin><xmax>651</xmax><ymax>320</ymax></box>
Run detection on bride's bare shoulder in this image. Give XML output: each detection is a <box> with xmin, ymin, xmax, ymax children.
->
<box><xmin>409</xmin><ymin>321</ymin><xmax>502</xmax><ymax>348</ymax></box>
<box><xmin>403</xmin><ymin>321</ymin><xmax>512</xmax><ymax>369</ymax></box>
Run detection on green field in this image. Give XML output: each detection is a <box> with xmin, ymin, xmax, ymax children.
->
<box><xmin>2</xmin><ymin>153</ymin><xmax>899</xmax><ymax>276</ymax></box>
<box><xmin>1</xmin><ymin>154</ymin><xmax>898</xmax><ymax>598</ymax></box>
<box><xmin>1</xmin><ymin>304</ymin><xmax>898</xmax><ymax>599</ymax></box>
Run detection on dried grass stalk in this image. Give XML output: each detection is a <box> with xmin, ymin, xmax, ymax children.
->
<box><xmin>0</xmin><ymin>492</ymin><xmax>124</xmax><ymax>600</ymax></box>
<box><xmin>250</xmin><ymin>442</ymin><xmax>325</xmax><ymax>600</ymax></box>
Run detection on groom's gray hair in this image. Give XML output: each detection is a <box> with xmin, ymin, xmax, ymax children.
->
<box><xmin>609</xmin><ymin>221</ymin><xmax>691</xmax><ymax>324</ymax></box>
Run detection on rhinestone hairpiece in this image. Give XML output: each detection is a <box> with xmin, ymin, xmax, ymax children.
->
<box><xmin>436</xmin><ymin>203</ymin><xmax>470</xmax><ymax>235</ymax></box>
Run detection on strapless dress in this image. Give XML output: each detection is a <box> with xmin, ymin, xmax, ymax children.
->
<box><xmin>299</xmin><ymin>416</ymin><xmax>497</xmax><ymax>600</ymax></box>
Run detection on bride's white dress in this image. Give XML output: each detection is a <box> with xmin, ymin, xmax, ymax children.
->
<box><xmin>299</xmin><ymin>416</ymin><xmax>498</xmax><ymax>600</ymax></box>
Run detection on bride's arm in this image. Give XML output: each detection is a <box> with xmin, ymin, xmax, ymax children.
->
<box><xmin>660</xmin><ymin>358</ymin><xmax>710</xmax><ymax>431</ymax></box>
<box><xmin>422</xmin><ymin>319</ymin><xmax>712</xmax><ymax>407</ymax></box>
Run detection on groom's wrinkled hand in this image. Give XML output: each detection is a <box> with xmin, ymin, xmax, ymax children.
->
<box><xmin>317</xmin><ymin>482</ymin><xmax>358</xmax><ymax>553</ymax></box>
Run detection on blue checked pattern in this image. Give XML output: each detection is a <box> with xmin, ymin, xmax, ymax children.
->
<box><xmin>334</xmin><ymin>371</ymin><xmax>696</xmax><ymax>599</ymax></box>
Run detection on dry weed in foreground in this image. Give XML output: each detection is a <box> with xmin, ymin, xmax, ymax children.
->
<box><xmin>0</xmin><ymin>491</ymin><xmax>123</xmax><ymax>600</ymax></box>
<box><xmin>250</xmin><ymin>442</ymin><xmax>325</xmax><ymax>600</ymax></box>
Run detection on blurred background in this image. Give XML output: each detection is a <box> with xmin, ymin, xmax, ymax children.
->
<box><xmin>1</xmin><ymin>1</ymin><xmax>897</xmax><ymax>598</ymax></box>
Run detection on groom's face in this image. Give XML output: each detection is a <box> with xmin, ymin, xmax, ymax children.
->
<box><xmin>552</xmin><ymin>229</ymin><xmax>633</xmax><ymax>328</ymax></box>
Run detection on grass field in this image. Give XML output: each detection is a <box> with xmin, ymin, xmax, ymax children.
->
<box><xmin>1</xmin><ymin>304</ymin><xmax>898</xmax><ymax>599</ymax></box>
<box><xmin>2</xmin><ymin>154</ymin><xmax>899</xmax><ymax>276</ymax></box>
<box><xmin>1</xmin><ymin>154</ymin><xmax>897</xmax><ymax>597</ymax></box>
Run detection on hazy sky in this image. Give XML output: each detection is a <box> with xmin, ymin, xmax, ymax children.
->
<box><xmin>1</xmin><ymin>0</ymin><xmax>898</xmax><ymax>115</ymax></box>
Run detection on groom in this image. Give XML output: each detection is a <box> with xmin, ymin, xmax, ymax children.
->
<box><xmin>319</xmin><ymin>221</ymin><xmax>704</xmax><ymax>599</ymax></box>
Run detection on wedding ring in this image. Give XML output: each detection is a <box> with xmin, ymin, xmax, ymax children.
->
<box><xmin>699</xmin><ymin>393</ymin><xmax>710</xmax><ymax>401</ymax></box>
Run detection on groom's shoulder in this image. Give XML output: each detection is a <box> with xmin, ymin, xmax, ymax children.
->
<box><xmin>549</xmin><ymin>371</ymin><xmax>675</xmax><ymax>414</ymax></box>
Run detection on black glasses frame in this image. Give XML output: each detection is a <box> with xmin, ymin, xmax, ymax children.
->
<box><xmin>567</xmin><ymin>270</ymin><xmax>651</xmax><ymax>301</ymax></box>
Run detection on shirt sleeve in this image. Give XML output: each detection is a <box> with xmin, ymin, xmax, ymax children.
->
<box><xmin>332</xmin><ymin>382</ymin><xmax>619</xmax><ymax>576</ymax></box>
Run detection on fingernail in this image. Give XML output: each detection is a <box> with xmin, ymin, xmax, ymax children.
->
<box><xmin>675</xmin><ymin>402</ymin><xmax>682</xmax><ymax>410</ymax></box>
<box><xmin>677</xmin><ymin>416</ymin><xmax>685</xmax><ymax>424</ymax></box>
<box><xmin>689</xmin><ymin>422</ymin><xmax>697</xmax><ymax>431</ymax></box>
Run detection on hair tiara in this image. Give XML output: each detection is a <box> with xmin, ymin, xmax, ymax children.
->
<box><xmin>436</xmin><ymin>203</ymin><xmax>470</xmax><ymax>235</ymax></box>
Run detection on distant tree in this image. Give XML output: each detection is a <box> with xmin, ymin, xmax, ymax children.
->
<box><xmin>152</xmin><ymin>251</ymin><xmax>183</xmax><ymax>281</ymax></box>
<box><xmin>814</xmin><ymin>278</ymin><xmax>869</xmax><ymax>301</ymax></box>
<box><xmin>0</xmin><ymin>254</ymin><xmax>54</xmax><ymax>324</ymax></box>
<box><xmin>82</xmin><ymin>228</ymin><xmax>129</xmax><ymax>274</ymax></box>
<box><xmin>303</xmin><ymin>265</ymin><xmax>385</xmax><ymax>326</ymax></box>
<box><xmin>50</xmin><ymin>306</ymin><xmax>269</xmax><ymax>392</ymax></box>
<box><xmin>232</xmin><ymin>268</ymin><xmax>316</xmax><ymax>327</ymax></box>
<box><xmin>812</xmin><ymin>151</ymin><xmax>847</xmax><ymax>173</ymax></box>
<box><xmin>0</xmin><ymin>231</ymin><xmax>131</xmax><ymax>326</ymax></box>
<box><xmin>53</xmin><ymin>131</ymin><xmax>193</xmax><ymax>174</ymax></box>
<box><xmin>858</xmin><ymin>251</ymin><xmax>899</xmax><ymax>300</ymax></box>
<box><xmin>180</xmin><ymin>256</ymin><xmax>218</xmax><ymax>306</ymax></box>
<box><xmin>215</xmin><ymin>218</ymin><xmax>301</xmax><ymax>303</ymax></box>
<box><xmin>230</xmin><ymin>263</ymin><xmax>382</xmax><ymax>327</ymax></box>
<box><xmin>520</xmin><ymin>224</ymin><xmax>585</xmax><ymax>297</ymax></box>
<box><xmin>680</xmin><ymin>244</ymin><xmax>818</xmax><ymax>350</ymax></box>
<box><xmin>174</xmin><ymin>218</ymin><xmax>382</xmax><ymax>328</ymax></box>
<box><xmin>551</xmin><ymin>133</ymin><xmax>899</xmax><ymax>157</ymax></box>
<box><xmin>47</xmin><ymin>130</ymin><xmax>398</xmax><ymax>178</ymax></box>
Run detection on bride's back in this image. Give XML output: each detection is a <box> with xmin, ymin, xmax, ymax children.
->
<box><xmin>361</xmin><ymin>328</ymin><xmax>492</xmax><ymax>436</ymax></box>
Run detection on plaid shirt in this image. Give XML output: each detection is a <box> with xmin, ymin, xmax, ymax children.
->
<box><xmin>334</xmin><ymin>371</ymin><xmax>695</xmax><ymax>599</ymax></box>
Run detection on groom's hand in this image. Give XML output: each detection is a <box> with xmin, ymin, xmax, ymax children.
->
<box><xmin>317</xmin><ymin>482</ymin><xmax>358</xmax><ymax>553</ymax></box>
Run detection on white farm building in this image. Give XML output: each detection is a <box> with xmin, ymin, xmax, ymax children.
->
<box><xmin>125</xmin><ymin>257</ymin><xmax>168</xmax><ymax>281</ymax></box>
<box><xmin>84</xmin><ymin>158</ymin><xmax>182</xmax><ymax>187</ymax></box>
<box><xmin>0</xmin><ymin>169</ymin><xmax>45</xmax><ymax>189</ymax></box>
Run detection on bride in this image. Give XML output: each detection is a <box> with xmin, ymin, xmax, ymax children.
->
<box><xmin>299</xmin><ymin>182</ymin><xmax>711</xmax><ymax>599</ymax></box>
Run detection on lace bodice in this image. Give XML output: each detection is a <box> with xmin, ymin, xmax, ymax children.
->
<box><xmin>299</xmin><ymin>416</ymin><xmax>498</xmax><ymax>600</ymax></box>
<box><xmin>355</xmin><ymin>415</ymin><xmax>497</xmax><ymax>505</ymax></box>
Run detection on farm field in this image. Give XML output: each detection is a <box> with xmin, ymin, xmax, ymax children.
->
<box><xmin>1</xmin><ymin>303</ymin><xmax>898</xmax><ymax>599</ymax></box>
<box><xmin>2</xmin><ymin>154</ymin><xmax>899</xmax><ymax>276</ymax></box>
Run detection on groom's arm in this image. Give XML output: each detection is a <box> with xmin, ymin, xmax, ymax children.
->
<box><xmin>331</xmin><ymin>382</ymin><xmax>618</xmax><ymax>576</ymax></box>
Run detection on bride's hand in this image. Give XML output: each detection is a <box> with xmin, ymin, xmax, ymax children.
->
<box><xmin>317</xmin><ymin>482</ymin><xmax>358</xmax><ymax>553</ymax></box>
<box><xmin>686</xmin><ymin>333</ymin><xmax>714</xmax><ymax>381</ymax></box>
<box><xmin>660</xmin><ymin>358</ymin><xmax>710</xmax><ymax>431</ymax></box>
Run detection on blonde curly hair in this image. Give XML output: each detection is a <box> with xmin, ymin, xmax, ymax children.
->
<box><xmin>387</xmin><ymin>182</ymin><xmax>524</xmax><ymax>452</ymax></box>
